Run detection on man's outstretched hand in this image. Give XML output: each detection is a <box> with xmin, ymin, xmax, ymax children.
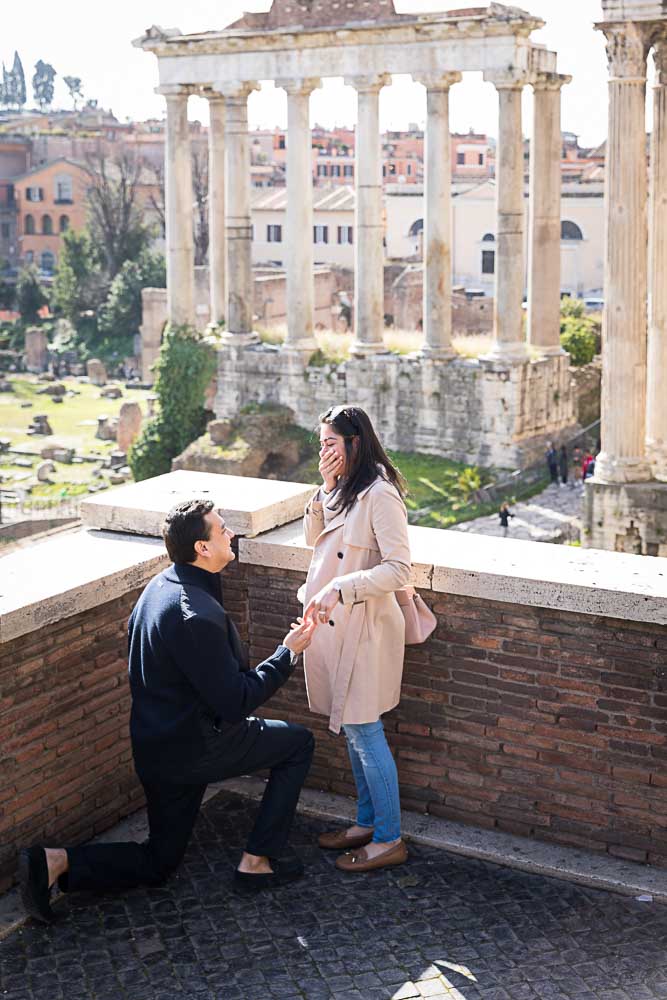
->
<box><xmin>282</xmin><ymin>617</ymin><xmax>318</xmax><ymax>655</ymax></box>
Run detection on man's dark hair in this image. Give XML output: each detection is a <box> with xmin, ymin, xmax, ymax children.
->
<box><xmin>163</xmin><ymin>498</ymin><xmax>215</xmax><ymax>564</ymax></box>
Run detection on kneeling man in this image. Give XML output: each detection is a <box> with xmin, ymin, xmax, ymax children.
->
<box><xmin>20</xmin><ymin>498</ymin><xmax>316</xmax><ymax>922</ymax></box>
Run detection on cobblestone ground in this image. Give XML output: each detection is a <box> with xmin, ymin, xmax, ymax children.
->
<box><xmin>450</xmin><ymin>483</ymin><xmax>583</xmax><ymax>543</ymax></box>
<box><xmin>2</xmin><ymin>791</ymin><xmax>667</xmax><ymax>1000</ymax></box>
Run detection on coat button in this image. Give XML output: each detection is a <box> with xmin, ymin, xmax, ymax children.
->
<box><xmin>329</xmin><ymin>620</ymin><xmax>335</xmax><ymax>627</ymax></box>
<box><xmin>337</xmin><ymin>551</ymin><xmax>344</xmax><ymax>559</ymax></box>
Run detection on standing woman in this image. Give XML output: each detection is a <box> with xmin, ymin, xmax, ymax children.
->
<box><xmin>301</xmin><ymin>405</ymin><xmax>412</xmax><ymax>872</ymax></box>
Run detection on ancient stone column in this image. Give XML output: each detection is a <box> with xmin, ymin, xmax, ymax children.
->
<box><xmin>158</xmin><ymin>85</ymin><xmax>195</xmax><ymax>327</ymax></box>
<box><xmin>527</xmin><ymin>73</ymin><xmax>570</xmax><ymax>355</ymax></box>
<box><xmin>206</xmin><ymin>91</ymin><xmax>226</xmax><ymax>327</ymax></box>
<box><xmin>484</xmin><ymin>74</ymin><xmax>528</xmax><ymax>361</ymax></box>
<box><xmin>418</xmin><ymin>72</ymin><xmax>462</xmax><ymax>360</ymax></box>
<box><xmin>647</xmin><ymin>35</ymin><xmax>667</xmax><ymax>482</ymax></box>
<box><xmin>277</xmin><ymin>77</ymin><xmax>321</xmax><ymax>352</ymax></box>
<box><xmin>219</xmin><ymin>82</ymin><xmax>259</xmax><ymax>343</ymax></box>
<box><xmin>595</xmin><ymin>23</ymin><xmax>652</xmax><ymax>483</ymax></box>
<box><xmin>346</xmin><ymin>74</ymin><xmax>391</xmax><ymax>356</ymax></box>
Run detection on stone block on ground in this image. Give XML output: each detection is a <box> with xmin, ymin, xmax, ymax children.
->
<box><xmin>86</xmin><ymin>359</ymin><xmax>107</xmax><ymax>386</ymax></box>
<box><xmin>95</xmin><ymin>415</ymin><xmax>118</xmax><ymax>441</ymax></box>
<box><xmin>36</xmin><ymin>460</ymin><xmax>55</xmax><ymax>483</ymax></box>
<box><xmin>27</xmin><ymin>414</ymin><xmax>53</xmax><ymax>436</ymax></box>
<box><xmin>116</xmin><ymin>402</ymin><xmax>142</xmax><ymax>452</ymax></box>
<box><xmin>100</xmin><ymin>385</ymin><xmax>123</xmax><ymax>399</ymax></box>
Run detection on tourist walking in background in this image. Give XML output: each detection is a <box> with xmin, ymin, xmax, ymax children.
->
<box><xmin>498</xmin><ymin>502</ymin><xmax>515</xmax><ymax>537</ymax></box>
<box><xmin>546</xmin><ymin>442</ymin><xmax>559</xmax><ymax>485</ymax></box>
<box><xmin>302</xmin><ymin>405</ymin><xmax>412</xmax><ymax>873</ymax></box>
<box><xmin>559</xmin><ymin>444</ymin><xmax>569</xmax><ymax>486</ymax></box>
<box><xmin>573</xmin><ymin>446</ymin><xmax>584</xmax><ymax>487</ymax></box>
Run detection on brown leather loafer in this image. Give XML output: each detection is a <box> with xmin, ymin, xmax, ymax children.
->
<box><xmin>318</xmin><ymin>827</ymin><xmax>374</xmax><ymax>851</ymax></box>
<box><xmin>335</xmin><ymin>840</ymin><xmax>408</xmax><ymax>873</ymax></box>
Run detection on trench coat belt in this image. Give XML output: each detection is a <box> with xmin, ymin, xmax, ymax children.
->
<box><xmin>328</xmin><ymin>601</ymin><xmax>367</xmax><ymax>734</ymax></box>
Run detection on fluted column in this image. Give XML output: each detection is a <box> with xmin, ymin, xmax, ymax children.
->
<box><xmin>647</xmin><ymin>35</ymin><xmax>667</xmax><ymax>481</ymax></box>
<box><xmin>277</xmin><ymin>77</ymin><xmax>321</xmax><ymax>351</ymax></box>
<box><xmin>346</xmin><ymin>74</ymin><xmax>391</xmax><ymax>356</ymax></box>
<box><xmin>483</xmin><ymin>74</ymin><xmax>528</xmax><ymax>361</ymax></box>
<box><xmin>158</xmin><ymin>85</ymin><xmax>195</xmax><ymax>327</ymax></box>
<box><xmin>595</xmin><ymin>23</ymin><xmax>651</xmax><ymax>483</ymax></box>
<box><xmin>205</xmin><ymin>91</ymin><xmax>226</xmax><ymax>327</ymax></box>
<box><xmin>527</xmin><ymin>73</ymin><xmax>570</xmax><ymax>355</ymax></box>
<box><xmin>418</xmin><ymin>72</ymin><xmax>462</xmax><ymax>359</ymax></box>
<box><xmin>218</xmin><ymin>81</ymin><xmax>259</xmax><ymax>343</ymax></box>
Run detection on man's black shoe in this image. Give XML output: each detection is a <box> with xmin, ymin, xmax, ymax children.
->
<box><xmin>233</xmin><ymin>854</ymin><xmax>304</xmax><ymax>892</ymax></box>
<box><xmin>18</xmin><ymin>847</ymin><xmax>54</xmax><ymax>923</ymax></box>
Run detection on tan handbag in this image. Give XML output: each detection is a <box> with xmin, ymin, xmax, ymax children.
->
<box><xmin>395</xmin><ymin>586</ymin><xmax>437</xmax><ymax>645</ymax></box>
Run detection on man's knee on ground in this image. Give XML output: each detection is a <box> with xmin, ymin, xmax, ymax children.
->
<box><xmin>145</xmin><ymin>842</ymin><xmax>188</xmax><ymax>885</ymax></box>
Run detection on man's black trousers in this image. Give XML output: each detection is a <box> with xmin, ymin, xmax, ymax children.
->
<box><xmin>60</xmin><ymin>718</ymin><xmax>314</xmax><ymax>893</ymax></box>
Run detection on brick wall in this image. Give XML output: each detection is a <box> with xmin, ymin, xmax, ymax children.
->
<box><xmin>246</xmin><ymin>564</ymin><xmax>667</xmax><ymax>866</ymax></box>
<box><xmin>3</xmin><ymin>546</ymin><xmax>667</xmax><ymax>893</ymax></box>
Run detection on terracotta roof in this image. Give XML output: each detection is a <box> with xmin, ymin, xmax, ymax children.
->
<box><xmin>228</xmin><ymin>0</ymin><xmax>414</xmax><ymax>31</ymax></box>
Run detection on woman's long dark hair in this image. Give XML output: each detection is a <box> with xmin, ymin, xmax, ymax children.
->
<box><xmin>319</xmin><ymin>404</ymin><xmax>407</xmax><ymax>513</ymax></box>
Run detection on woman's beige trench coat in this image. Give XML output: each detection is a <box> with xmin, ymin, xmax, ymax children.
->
<box><xmin>300</xmin><ymin>475</ymin><xmax>411</xmax><ymax>734</ymax></box>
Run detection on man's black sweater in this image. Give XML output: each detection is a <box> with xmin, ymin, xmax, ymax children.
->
<box><xmin>128</xmin><ymin>562</ymin><xmax>294</xmax><ymax>779</ymax></box>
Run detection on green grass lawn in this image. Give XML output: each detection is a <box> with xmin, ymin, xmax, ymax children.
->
<box><xmin>0</xmin><ymin>375</ymin><xmax>154</xmax><ymax>497</ymax></box>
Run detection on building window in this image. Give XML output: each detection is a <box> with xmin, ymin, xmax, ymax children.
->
<box><xmin>314</xmin><ymin>225</ymin><xmax>329</xmax><ymax>244</ymax></box>
<box><xmin>406</xmin><ymin>163</ymin><xmax>412</xmax><ymax>176</ymax></box>
<box><xmin>25</xmin><ymin>250</ymin><xmax>34</xmax><ymax>263</ymax></box>
<box><xmin>267</xmin><ymin>224</ymin><xmax>282</xmax><ymax>243</ymax></box>
<box><xmin>478</xmin><ymin>152</ymin><xmax>484</xmax><ymax>165</ymax></box>
<box><xmin>382</xmin><ymin>165</ymin><xmax>387</xmax><ymax>177</ymax></box>
<box><xmin>482</xmin><ymin>232</ymin><xmax>495</xmax><ymax>242</ymax></box>
<box><xmin>42</xmin><ymin>215</ymin><xmax>53</xmax><ymax>235</ymax></box>
<box><xmin>278</xmin><ymin>135</ymin><xmax>286</xmax><ymax>150</ymax></box>
<box><xmin>332</xmin><ymin>164</ymin><xmax>341</xmax><ymax>177</ymax></box>
<box><xmin>337</xmin><ymin>226</ymin><xmax>353</xmax><ymax>245</ymax></box>
<box><xmin>41</xmin><ymin>250</ymin><xmax>55</xmax><ymax>274</ymax></box>
<box><xmin>317</xmin><ymin>164</ymin><xmax>328</xmax><ymax>177</ymax></box>
<box><xmin>24</xmin><ymin>214</ymin><xmax>35</xmax><ymax>235</ymax></box>
<box><xmin>481</xmin><ymin>249</ymin><xmax>495</xmax><ymax>274</ymax></box>
<box><xmin>55</xmin><ymin>175</ymin><xmax>73</xmax><ymax>203</ymax></box>
<box><xmin>343</xmin><ymin>164</ymin><xmax>354</xmax><ymax>177</ymax></box>
<box><xmin>561</xmin><ymin>220</ymin><xmax>583</xmax><ymax>240</ymax></box>
<box><xmin>27</xmin><ymin>186</ymin><xmax>44</xmax><ymax>202</ymax></box>
<box><xmin>59</xmin><ymin>214</ymin><xmax>70</xmax><ymax>232</ymax></box>
<box><xmin>1</xmin><ymin>222</ymin><xmax>9</xmax><ymax>239</ymax></box>
<box><xmin>456</xmin><ymin>152</ymin><xmax>465</xmax><ymax>165</ymax></box>
<box><xmin>408</xmin><ymin>218</ymin><xmax>424</xmax><ymax>237</ymax></box>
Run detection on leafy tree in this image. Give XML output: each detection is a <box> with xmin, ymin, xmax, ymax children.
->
<box><xmin>63</xmin><ymin>75</ymin><xmax>83</xmax><ymax>110</ymax></box>
<box><xmin>51</xmin><ymin>227</ymin><xmax>106</xmax><ymax>325</ymax></box>
<box><xmin>11</xmin><ymin>52</ymin><xmax>26</xmax><ymax>108</ymax></box>
<box><xmin>16</xmin><ymin>264</ymin><xmax>47</xmax><ymax>323</ymax></box>
<box><xmin>32</xmin><ymin>60</ymin><xmax>57</xmax><ymax>110</ymax></box>
<box><xmin>560</xmin><ymin>298</ymin><xmax>599</xmax><ymax>366</ymax></box>
<box><xmin>97</xmin><ymin>250</ymin><xmax>165</xmax><ymax>344</ymax></box>
<box><xmin>129</xmin><ymin>324</ymin><xmax>216</xmax><ymax>481</ymax></box>
<box><xmin>86</xmin><ymin>152</ymin><xmax>150</xmax><ymax>278</ymax></box>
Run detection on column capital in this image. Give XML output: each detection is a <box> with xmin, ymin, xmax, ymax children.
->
<box><xmin>415</xmin><ymin>72</ymin><xmax>462</xmax><ymax>91</ymax></box>
<box><xmin>200</xmin><ymin>87</ymin><xmax>226</xmax><ymax>105</ymax></box>
<box><xmin>344</xmin><ymin>73</ymin><xmax>391</xmax><ymax>94</ymax></box>
<box><xmin>276</xmin><ymin>77</ymin><xmax>322</xmax><ymax>96</ymax></box>
<box><xmin>600</xmin><ymin>22</ymin><xmax>649</xmax><ymax>80</ymax></box>
<box><xmin>483</xmin><ymin>69</ymin><xmax>529</xmax><ymax>90</ymax></box>
<box><xmin>213</xmin><ymin>80</ymin><xmax>259</xmax><ymax>101</ymax></box>
<box><xmin>155</xmin><ymin>84</ymin><xmax>194</xmax><ymax>100</ymax></box>
<box><xmin>531</xmin><ymin>72</ymin><xmax>571</xmax><ymax>92</ymax></box>
<box><xmin>653</xmin><ymin>31</ymin><xmax>667</xmax><ymax>86</ymax></box>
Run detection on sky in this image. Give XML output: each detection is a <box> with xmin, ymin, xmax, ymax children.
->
<box><xmin>1</xmin><ymin>1</ymin><xmax>655</xmax><ymax>146</ymax></box>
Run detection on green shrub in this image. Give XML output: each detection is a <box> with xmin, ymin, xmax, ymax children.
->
<box><xmin>129</xmin><ymin>324</ymin><xmax>217</xmax><ymax>481</ymax></box>
<box><xmin>560</xmin><ymin>317</ymin><xmax>597</xmax><ymax>365</ymax></box>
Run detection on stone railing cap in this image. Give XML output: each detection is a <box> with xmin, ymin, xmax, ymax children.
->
<box><xmin>80</xmin><ymin>471</ymin><xmax>317</xmax><ymax>539</ymax></box>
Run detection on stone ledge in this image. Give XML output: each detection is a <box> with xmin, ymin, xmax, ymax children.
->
<box><xmin>0</xmin><ymin>529</ymin><xmax>168</xmax><ymax>644</ymax></box>
<box><xmin>240</xmin><ymin>521</ymin><xmax>667</xmax><ymax>625</ymax></box>
<box><xmin>80</xmin><ymin>470</ymin><xmax>317</xmax><ymax>539</ymax></box>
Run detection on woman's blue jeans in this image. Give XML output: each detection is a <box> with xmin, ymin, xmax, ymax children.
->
<box><xmin>342</xmin><ymin>720</ymin><xmax>401</xmax><ymax>843</ymax></box>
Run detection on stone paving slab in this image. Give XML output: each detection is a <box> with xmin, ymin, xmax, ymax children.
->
<box><xmin>2</xmin><ymin>790</ymin><xmax>667</xmax><ymax>1000</ymax></box>
<box><xmin>449</xmin><ymin>483</ymin><xmax>583</xmax><ymax>543</ymax></box>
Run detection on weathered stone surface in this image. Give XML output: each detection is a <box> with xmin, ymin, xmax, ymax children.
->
<box><xmin>24</xmin><ymin>327</ymin><xmax>48</xmax><ymax>373</ymax></box>
<box><xmin>214</xmin><ymin>346</ymin><xmax>576</xmax><ymax>469</ymax></box>
<box><xmin>174</xmin><ymin>406</ymin><xmax>304</xmax><ymax>480</ymax></box>
<box><xmin>86</xmin><ymin>358</ymin><xmax>107</xmax><ymax>386</ymax></box>
<box><xmin>116</xmin><ymin>401</ymin><xmax>142</xmax><ymax>452</ymax></box>
<box><xmin>27</xmin><ymin>414</ymin><xmax>52</xmax><ymax>436</ymax></box>
<box><xmin>228</xmin><ymin>0</ymin><xmax>413</xmax><ymax>31</ymax></box>
<box><xmin>584</xmin><ymin>479</ymin><xmax>667</xmax><ymax>555</ymax></box>
<box><xmin>36</xmin><ymin>382</ymin><xmax>66</xmax><ymax>396</ymax></box>
<box><xmin>100</xmin><ymin>384</ymin><xmax>123</xmax><ymax>399</ymax></box>
<box><xmin>95</xmin><ymin>414</ymin><xmax>118</xmax><ymax>441</ymax></box>
<box><xmin>35</xmin><ymin>460</ymin><xmax>55</xmax><ymax>483</ymax></box>
<box><xmin>80</xmin><ymin>469</ymin><xmax>316</xmax><ymax>538</ymax></box>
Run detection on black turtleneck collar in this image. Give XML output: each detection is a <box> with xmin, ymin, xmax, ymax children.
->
<box><xmin>163</xmin><ymin>563</ymin><xmax>223</xmax><ymax>605</ymax></box>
